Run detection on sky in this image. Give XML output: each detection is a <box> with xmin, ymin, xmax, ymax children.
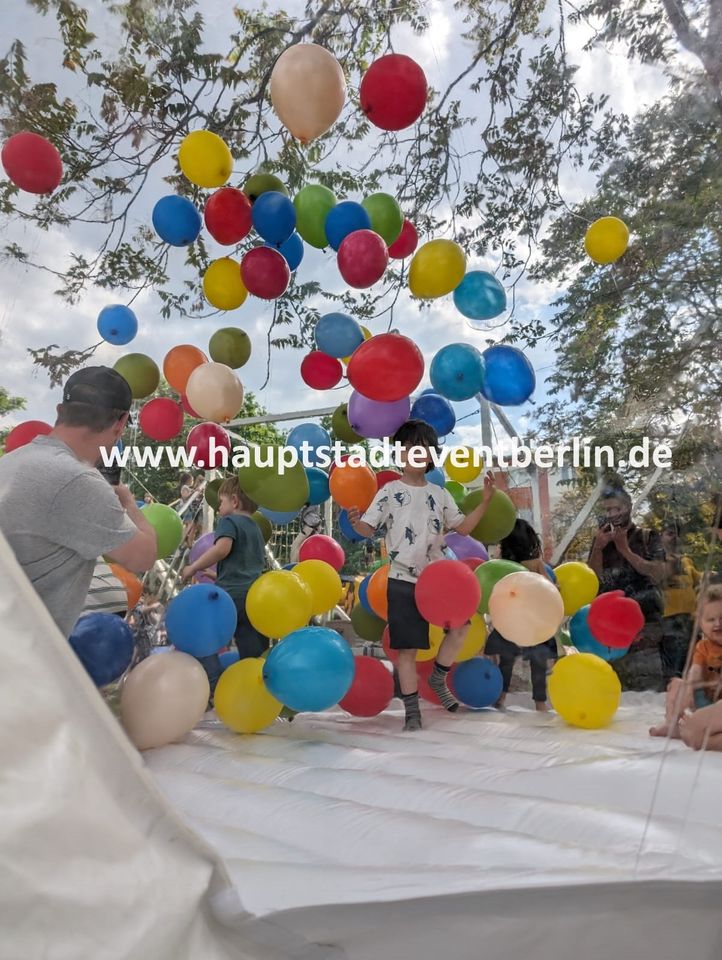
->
<box><xmin>0</xmin><ymin>0</ymin><xmax>674</xmax><ymax>448</ymax></box>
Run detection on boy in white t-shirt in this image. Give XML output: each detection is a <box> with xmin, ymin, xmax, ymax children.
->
<box><xmin>349</xmin><ymin>420</ymin><xmax>495</xmax><ymax>731</ymax></box>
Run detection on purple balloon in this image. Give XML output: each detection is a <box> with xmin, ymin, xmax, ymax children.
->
<box><xmin>347</xmin><ymin>391</ymin><xmax>410</xmax><ymax>439</ymax></box>
<box><xmin>189</xmin><ymin>532</ymin><xmax>217</xmax><ymax>579</ymax></box>
<box><xmin>444</xmin><ymin>531</ymin><xmax>489</xmax><ymax>562</ymax></box>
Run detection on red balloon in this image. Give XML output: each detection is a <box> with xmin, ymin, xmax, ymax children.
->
<box><xmin>301</xmin><ymin>351</ymin><xmax>343</xmax><ymax>390</ymax></box>
<box><xmin>186</xmin><ymin>422</ymin><xmax>231</xmax><ymax>469</ymax></box>
<box><xmin>415</xmin><ymin>559</ymin><xmax>481</xmax><ymax>629</ymax></box>
<box><xmin>376</xmin><ymin>469</ymin><xmax>401</xmax><ymax>489</ymax></box>
<box><xmin>460</xmin><ymin>557</ymin><xmax>485</xmax><ymax>572</ymax></box>
<box><xmin>298</xmin><ymin>534</ymin><xmax>345</xmax><ymax>571</ymax></box>
<box><xmin>347</xmin><ymin>333</ymin><xmax>424</xmax><ymax>402</ymax></box>
<box><xmin>180</xmin><ymin>393</ymin><xmax>200</xmax><ymax>418</ymax></box>
<box><xmin>2</xmin><ymin>132</ymin><xmax>63</xmax><ymax>194</ymax></box>
<box><xmin>241</xmin><ymin>246</ymin><xmax>290</xmax><ymax>299</ymax></box>
<box><xmin>4</xmin><ymin>420</ymin><xmax>52</xmax><ymax>453</ymax></box>
<box><xmin>204</xmin><ymin>187</ymin><xmax>253</xmax><ymax>245</ymax></box>
<box><xmin>139</xmin><ymin>398</ymin><xmax>184</xmax><ymax>441</ymax></box>
<box><xmin>339</xmin><ymin>656</ymin><xmax>394</xmax><ymax>717</ymax></box>
<box><xmin>328</xmin><ymin>453</ymin><xmax>351</xmax><ymax>477</ymax></box>
<box><xmin>381</xmin><ymin>624</ymin><xmax>398</xmax><ymax>664</ymax></box>
<box><xmin>337</xmin><ymin>229</ymin><xmax>388</xmax><ymax>289</ymax></box>
<box><xmin>360</xmin><ymin>54</ymin><xmax>428</xmax><ymax>131</ymax></box>
<box><xmin>388</xmin><ymin>219</ymin><xmax>418</xmax><ymax>260</ymax></box>
<box><xmin>416</xmin><ymin>659</ymin><xmax>442</xmax><ymax>705</ymax></box>
<box><xmin>588</xmin><ymin>590</ymin><xmax>645</xmax><ymax>649</ymax></box>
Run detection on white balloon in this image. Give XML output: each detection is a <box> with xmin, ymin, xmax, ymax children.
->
<box><xmin>185</xmin><ymin>361</ymin><xmax>243</xmax><ymax>422</ymax></box>
<box><xmin>488</xmin><ymin>570</ymin><xmax>564</xmax><ymax>647</ymax></box>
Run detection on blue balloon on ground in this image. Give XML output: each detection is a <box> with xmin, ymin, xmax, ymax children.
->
<box><xmin>544</xmin><ymin>563</ymin><xmax>557</xmax><ymax>584</ymax></box>
<box><xmin>267</xmin><ymin>232</ymin><xmax>304</xmax><ymax>271</ymax></box>
<box><xmin>324</xmin><ymin>201</ymin><xmax>372</xmax><ymax>251</ymax></box>
<box><xmin>453</xmin><ymin>271</ymin><xmax>507</xmax><ymax>323</ymax></box>
<box><xmin>287</xmin><ymin>422</ymin><xmax>331</xmax><ymax>467</ymax></box>
<box><xmin>260</xmin><ymin>507</ymin><xmax>300</xmax><ymax>525</ymax></box>
<box><xmin>430</xmin><ymin>343</ymin><xmax>485</xmax><ymax>401</ymax></box>
<box><xmin>427</xmin><ymin>467</ymin><xmax>445</xmax><ymax>487</ymax></box>
<box><xmin>570</xmin><ymin>605</ymin><xmax>628</xmax><ymax>661</ymax></box>
<box><xmin>315</xmin><ymin>312</ymin><xmax>364</xmax><ymax>358</ymax></box>
<box><xmin>69</xmin><ymin>613</ymin><xmax>134</xmax><ymax>686</ymax></box>
<box><xmin>359</xmin><ymin>575</ymin><xmax>372</xmax><ymax>613</ymax></box>
<box><xmin>306</xmin><ymin>466</ymin><xmax>330</xmax><ymax>505</ymax></box>
<box><xmin>339</xmin><ymin>508</ymin><xmax>367</xmax><ymax>542</ymax></box>
<box><xmin>451</xmin><ymin>658</ymin><xmax>504</xmax><ymax>708</ymax></box>
<box><xmin>480</xmin><ymin>345</ymin><xmax>535</xmax><ymax>406</ymax></box>
<box><xmin>262</xmin><ymin>626</ymin><xmax>355</xmax><ymax>712</ymax></box>
<box><xmin>410</xmin><ymin>392</ymin><xmax>456</xmax><ymax>437</ymax></box>
<box><xmin>152</xmin><ymin>195</ymin><xmax>202</xmax><ymax>246</ymax></box>
<box><xmin>252</xmin><ymin>190</ymin><xmax>296</xmax><ymax>245</ymax></box>
<box><xmin>165</xmin><ymin>584</ymin><xmax>237</xmax><ymax>657</ymax></box>
<box><xmin>219</xmin><ymin>649</ymin><xmax>240</xmax><ymax>671</ymax></box>
<box><xmin>97</xmin><ymin>304</ymin><xmax>138</xmax><ymax>346</ymax></box>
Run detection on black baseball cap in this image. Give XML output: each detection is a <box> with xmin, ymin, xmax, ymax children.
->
<box><xmin>62</xmin><ymin>366</ymin><xmax>133</xmax><ymax>420</ymax></box>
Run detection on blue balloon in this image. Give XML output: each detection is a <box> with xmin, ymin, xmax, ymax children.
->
<box><xmin>262</xmin><ymin>626</ymin><xmax>355</xmax><ymax>711</ymax></box>
<box><xmin>287</xmin><ymin>422</ymin><xmax>331</xmax><ymax>468</ymax></box>
<box><xmin>418</xmin><ymin>387</ymin><xmax>437</xmax><ymax>396</ymax></box>
<box><xmin>480</xmin><ymin>345</ymin><xmax>535</xmax><ymax>406</ymax></box>
<box><xmin>135</xmin><ymin>499</ymin><xmax>145</xmax><ymax>508</ymax></box>
<box><xmin>324</xmin><ymin>201</ymin><xmax>372</xmax><ymax>251</ymax></box>
<box><xmin>306</xmin><ymin>466</ymin><xmax>330</xmax><ymax>505</ymax></box>
<box><xmin>544</xmin><ymin>563</ymin><xmax>557</xmax><ymax>584</ymax></box>
<box><xmin>152</xmin><ymin>195</ymin><xmax>202</xmax><ymax>246</ymax></box>
<box><xmin>282</xmin><ymin>562</ymin><xmax>297</xmax><ymax>571</ymax></box>
<box><xmin>358</xmin><ymin>575</ymin><xmax>372</xmax><ymax>613</ymax></box>
<box><xmin>338</xmin><ymin>508</ymin><xmax>367</xmax><ymax>542</ymax></box>
<box><xmin>453</xmin><ymin>270</ymin><xmax>507</xmax><ymax>323</ymax></box>
<box><xmin>430</xmin><ymin>343</ymin><xmax>485</xmax><ymax>401</ymax></box>
<box><xmin>252</xmin><ymin>190</ymin><xmax>296</xmax><ymax>245</ymax></box>
<box><xmin>219</xmin><ymin>649</ymin><xmax>240</xmax><ymax>671</ymax></box>
<box><xmin>267</xmin><ymin>232</ymin><xmax>304</xmax><ymax>271</ymax></box>
<box><xmin>260</xmin><ymin>507</ymin><xmax>299</xmax><ymax>525</ymax></box>
<box><xmin>314</xmin><ymin>312</ymin><xmax>364</xmax><ymax>358</ymax></box>
<box><xmin>445</xmin><ymin>548</ymin><xmax>458</xmax><ymax>560</ymax></box>
<box><xmin>427</xmin><ymin>467</ymin><xmax>445</xmax><ymax>487</ymax></box>
<box><xmin>410</xmin><ymin>392</ymin><xmax>456</xmax><ymax>437</ymax></box>
<box><xmin>69</xmin><ymin>613</ymin><xmax>134</xmax><ymax>686</ymax></box>
<box><xmin>570</xmin><ymin>606</ymin><xmax>628</xmax><ymax>661</ymax></box>
<box><xmin>452</xmin><ymin>658</ymin><xmax>504</xmax><ymax>709</ymax></box>
<box><xmin>165</xmin><ymin>584</ymin><xmax>237</xmax><ymax>657</ymax></box>
<box><xmin>97</xmin><ymin>304</ymin><xmax>138</xmax><ymax>346</ymax></box>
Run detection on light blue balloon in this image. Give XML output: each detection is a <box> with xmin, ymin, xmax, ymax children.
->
<box><xmin>262</xmin><ymin>626</ymin><xmax>355</xmax><ymax>712</ymax></box>
<box><xmin>152</xmin><ymin>195</ymin><xmax>202</xmax><ymax>246</ymax></box>
<box><xmin>252</xmin><ymin>190</ymin><xmax>296</xmax><ymax>245</ymax></box>
<box><xmin>570</xmin><ymin>605</ymin><xmax>628</xmax><ymax>661</ymax></box>
<box><xmin>267</xmin><ymin>232</ymin><xmax>304</xmax><ymax>271</ymax></box>
<box><xmin>430</xmin><ymin>343</ymin><xmax>485</xmax><ymax>401</ymax></box>
<box><xmin>165</xmin><ymin>584</ymin><xmax>237</xmax><ymax>657</ymax></box>
<box><xmin>260</xmin><ymin>507</ymin><xmax>299</xmax><ymax>525</ymax></box>
<box><xmin>544</xmin><ymin>563</ymin><xmax>557</xmax><ymax>584</ymax></box>
<box><xmin>306</xmin><ymin>466</ymin><xmax>330</xmax><ymax>505</ymax></box>
<box><xmin>314</xmin><ymin>312</ymin><xmax>364</xmax><ymax>358</ymax></box>
<box><xmin>427</xmin><ymin>467</ymin><xmax>445</xmax><ymax>487</ymax></box>
<box><xmin>480</xmin><ymin>345</ymin><xmax>535</xmax><ymax>406</ymax></box>
<box><xmin>338</xmin><ymin>508</ymin><xmax>367</xmax><ymax>542</ymax></box>
<box><xmin>324</xmin><ymin>201</ymin><xmax>372</xmax><ymax>251</ymax></box>
<box><xmin>97</xmin><ymin>304</ymin><xmax>138</xmax><ymax>346</ymax></box>
<box><xmin>287</xmin><ymin>422</ymin><xmax>331</xmax><ymax>467</ymax></box>
<box><xmin>453</xmin><ymin>270</ymin><xmax>507</xmax><ymax>322</ymax></box>
<box><xmin>445</xmin><ymin>548</ymin><xmax>458</xmax><ymax>560</ymax></box>
<box><xmin>219</xmin><ymin>649</ymin><xmax>240</xmax><ymax>671</ymax></box>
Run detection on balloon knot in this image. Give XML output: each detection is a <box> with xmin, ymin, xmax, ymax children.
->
<box><xmin>209</xmin><ymin>590</ymin><xmax>219</xmax><ymax>600</ymax></box>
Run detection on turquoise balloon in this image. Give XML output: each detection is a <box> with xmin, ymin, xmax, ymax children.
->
<box><xmin>262</xmin><ymin>626</ymin><xmax>355</xmax><ymax>711</ymax></box>
<box><xmin>306</xmin><ymin>466</ymin><xmax>330</xmax><ymax>505</ymax></box>
<box><xmin>570</xmin><ymin>605</ymin><xmax>628</xmax><ymax>661</ymax></box>
<box><xmin>453</xmin><ymin>270</ymin><xmax>507</xmax><ymax>323</ymax></box>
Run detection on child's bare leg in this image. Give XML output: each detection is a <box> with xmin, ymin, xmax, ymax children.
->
<box><xmin>397</xmin><ymin>649</ymin><xmax>422</xmax><ymax>731</ymax></box>
<box><xmin>428</xmin><ymin>624</ymin><xmax>468</xmax><ymax>711</ymax></box>
<box><xmin>650</xmin><ymin>678</ymin><xmax>687</xmax><ymax>737</ymax></box>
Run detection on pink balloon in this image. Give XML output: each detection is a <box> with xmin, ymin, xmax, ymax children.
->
<box><xmin>337</xmin><ymin>229</ymin><xmax>388</xmax><ymax>288</ymax></box>
<box><xmin>298</xmin><ymin>534</ymin><xmax>345</xmax><ymax>571</ymax></box>
<box><xmin>186</xmin><ymin>422</ymin><xmax>231</xmax><ymax>468</ymax></box>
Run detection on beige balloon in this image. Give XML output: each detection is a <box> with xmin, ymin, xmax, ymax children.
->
<box><xmin>488</xmin><ymin>571</ymin><xmax>564</xmax><ymax>648</ymax></box>
<box><xmin>120</xmin><ymin>652</ymin><xmax>210</xmax><ymax>751</ymax></box>
<box><xmin>270</xmin><ymin>43</ymin><xmax>346</xmax><ymax>143</ymax></box>
<box><xmin>185</xmin><ymin>361</ymin><xmax>244</xmax><ymax>422</ymax></box>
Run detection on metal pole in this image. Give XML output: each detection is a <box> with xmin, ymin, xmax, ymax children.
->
<box><xmin>550</xmin><ymin>476</ymin><xmax>607</xmax><ymax>565</ymax></box>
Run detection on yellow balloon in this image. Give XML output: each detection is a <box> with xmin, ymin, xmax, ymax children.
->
<box><xmin>270</xmin><ymin>43</ymin><xmax>346</xmax><ymax>144</ymax></box>
<box><xmin>178</xmin><ymin>130</ymin><xmax>233</xmax><ymax>188</ymax></box>
<box><xmin>341</xmin><ymin>325</ymin><xmax>371</xmax><ymax>365</ymax></box>
<box><xmin>203</xmin><ymin>258</ymin><xmax>247</xmax><ymax>311</ymax></box>
<box><xmin>185</xmin><ymin>361</ymin><xmax>244</xmax><ymax>422</ymax></box>
<box><xmin>548</xmin><ymin>653</ymin><xmax>621</xmax><ymax>729</ymax></box>
<box><xmin>214</xmin><ymin>658</ymin><xmax>282</xmax><ymax>734</ymax></box>
<box><xmin>584</xmin><ymin>216</ymin><xmax>629</xmax><ymax>265</ymax></box>
<box><xmin>445</xmin><ymin>446</ymin><xmax>482</xmax><ymax>484</ymax></box>
<box><xmin>554</xmin><ymin>562</ymin><xmax>599</xmax><ymax>617</ymax></box>
<box><xmin>246</xmin><ymin>570</ymin><xmax>313</xmax><ymax>638</ymax></box>
<box><xmin>429</xmin><ymin>613</ymin><xmax>487</xmax><ymax>662</ymax></box>
<box><xmin>293</xmin><ymin>559</ymin><xmax>342</xmax><ymax>616</ymax></box>
<box><xmin>408</xmin><ymin>239</ymin><xmax>466</xmax><ymax>299</ymax></box>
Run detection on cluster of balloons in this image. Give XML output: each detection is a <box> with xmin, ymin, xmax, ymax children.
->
<box><xmin>429</xmin><ymin>341</ymin><xmax>536</xmax><ymax>406</ymax></box>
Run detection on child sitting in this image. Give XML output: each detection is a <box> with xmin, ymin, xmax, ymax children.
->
<box><xmin>650</xmin><ymin>584</ymin><xmax>722</xmax><ymax>739</ymax></box>
<box><xmin>485</xmin><ymin>519</ymin><xmax>558</xmax><ymax>711</ymax></box>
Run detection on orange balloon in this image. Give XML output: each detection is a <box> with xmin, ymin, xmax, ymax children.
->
<box><xmin>163</xmin><ymin>345</ymin><xmax>208</xmax><ymax>393</ymax></box>
<box><xmin>328</xmin><ymin>462</ymin><xmax>377</xmax><ymax>511</ymax></box>
<box><xmin>367</xmin><ymin>565</ymin><xmax>389</xmax><ymax>620</ymax></box>
<box><xmin>109</xmin><ymin>563</ymin><xmax>143</xmax><ymax>610</ymax></box>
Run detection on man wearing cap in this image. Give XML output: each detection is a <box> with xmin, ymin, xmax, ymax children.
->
<box><xmin>0</xmin><ymin>367</ymin><xmax>157</xmax><ymax>637</ymax></box>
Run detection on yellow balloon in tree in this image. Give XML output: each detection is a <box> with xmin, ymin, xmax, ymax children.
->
<box><xmin>203</xmin><ymin>258</ymin><xmax>248</xmax><ymax>311</ymax></box>
<box><xmin>548</xmin><ymin>653</ymin><xmax>621</xmax><ymax>729</ymax></box>
<box><xmin>341</xmin><ymin>325</ymin><xmax>371</xmax><ymax>366</ymax></box>
<box><xmin>428</xmin><ymin>613</ymin><xmax>487</xmax><ymax>663</ymax></box>
<box><xmin>178</xmin><ymin>130</ymin><xmax>233</xmax><ymax>188</ymax></box>
<box><xmin>214</xmin><ymin>658</ymin><xmax>282</xmax><ymax>733</ymax></box>
<box><xmin>584</xmin><ymin>216</ymin><xmax>629</xmax><ymax>264</ymax></box>
<box><xmin>445</xmin><ymin>445</ymin><xmax>482</xmax><ymax>484</ymax></box>
<box><xmin>293</xmin><ymin>559</ymin><xmax>343</xmax><ymax>616</ymax></box>
<box><xmin>246</xmin><ymin>570</ymin><xmax>313</xmax><ymax>638</ymax></box>
<box><xmin>408</xmin><ymin>239</ymin><xmax>466</xmax><ymax>299</ymax></box>
<box><xmin>554</xmin><ymin>562</ymin><xmax>599</xmax><ymax>617</ymax></box>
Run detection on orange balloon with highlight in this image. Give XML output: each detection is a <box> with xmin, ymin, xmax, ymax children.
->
<box><xmin>367</xmin><ymin>564</ymin><xmax>389</xmax><ymax>620</ymax></box>
<box><xmin>328</xmin><ymin>462</ymin><xmax>378</xmax><ymax>511</ymax></box>
<box><xmin>108</xmin><ymin>563</ymin><xmax>143</xmax><ymax>610</ymax></box>
<box><xmin>163</xmin><ymin>345</ymin><xmax>208</xmax><ymax>393</ymax></box>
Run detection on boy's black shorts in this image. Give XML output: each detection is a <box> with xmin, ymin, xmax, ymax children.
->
<box><xmin>387</xmin><ymin>578</ymin><xmax>430</xmax><ymax>651</ymax></box>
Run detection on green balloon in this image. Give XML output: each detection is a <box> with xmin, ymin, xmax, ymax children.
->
<box><xmin>361</xmin><ymin>193</ymin><xmax>403</xmax><ymax>246</ymax></box>
<box><xmin>369</xmin><ymin>556</ymin><xmax>390</xmax><ymax>572</ymax></box>
<box><xmin>475</xmin><ymin>559</ymin><xmax>525</xmax><ymax>615</ymax></box>
<box><xmin>204</xmin><ymin>477</ymin><xmax>222</xmax><ymax>511</ymax></box>
<box><xmin>209</xmin><ymin>327</ymin><xmax>251</xmax><ymax>369</ymax></box>
<box><xmin>243</xmin><ymin>172</ymin><xmax>288</xmax><ymax>202</ymax></box>
<box><xmin>238</xmin><ymin>448</ymin><xmax>310</xmax><ymax>512</ymax></box>
<box><xmin>294</xmin><ymin>184</ymin><xmax>337</xmax><ymax>249</ymax></box>
<box><xmin>350</xmin><ymin>603</ymin><xmax>386</xmax><ymax>643</ymax></box>
<box><xmin>445</xmin><ymin>480</ymin><xmax>466</xmax><ymax>507</ymax></box>
<box><xmin>557</xmin><ymin>627</ymin><xmax>572</xmax><ymax>647</ymax></box>
<box><xmin>142</xmin><ymin>503</ymin><xmax>184</xmax><ymax>558</ymax></box>
<box><xmin>461</xmin><ymin>488</ymin><xmax>517</xmax><ymax>544</ymax></box>
<box><xmin>252</xmin><ymin>511</ymin><xmax>273</xmax><ymax>544</ymax></box>
<box><xmin>331</xmin><ymin>403</ymin><xmax>362</xmax><ymax>444</ymax></box>
<box><xmin>114</xmin><ymin>353</ymin><xmax>160</xmax><ymax>400</ymax></box>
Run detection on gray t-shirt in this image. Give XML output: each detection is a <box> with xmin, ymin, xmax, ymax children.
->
<box><xmin>0</xmin><ymin>436</ymin><xmax>136</xmax><ymax>637</ymax></box>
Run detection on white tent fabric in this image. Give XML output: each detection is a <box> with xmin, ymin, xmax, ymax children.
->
<box><xmin>2</xmin><ymin>527</ymin><xmax>722</xmax><ymax>959</ymax></box>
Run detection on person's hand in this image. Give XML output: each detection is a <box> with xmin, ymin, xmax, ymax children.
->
<box><xmin>481</xmin><ymin>470</ymin><xmax>496</xmax><ymax>506</ymax></box>
<box><xmin>114</xmin><ymin>483</ymin><xmax>136</xmax><ymax>511</ymax></box>
<box><xmin>346</xmin><ymin>507</ymin><xmax>361</xmax><ymax>525</ymax></box>
<box><xmin>180</xmin><ymin>565</ymin><xmax>194</xmax><ymax>584</ymax></box>
<box><xmin>593</xmin><ymin>524</ymin><xmax>614</xmax><ymax>549</ymax></box>
<box><xmin>611</xmin><ymin>524</ymin><xmax>631</xmax><ymax>554</ymax></box>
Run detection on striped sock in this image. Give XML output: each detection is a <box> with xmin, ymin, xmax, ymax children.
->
<box><xmin>428</xmin><ymin>662</ymin><xmax>459</xmax><ymax>712</ymax></box>
<box><xmin>402</xmin><ymin>692</ymin><xmax>422</xmax><ymax>731</ymax></box>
